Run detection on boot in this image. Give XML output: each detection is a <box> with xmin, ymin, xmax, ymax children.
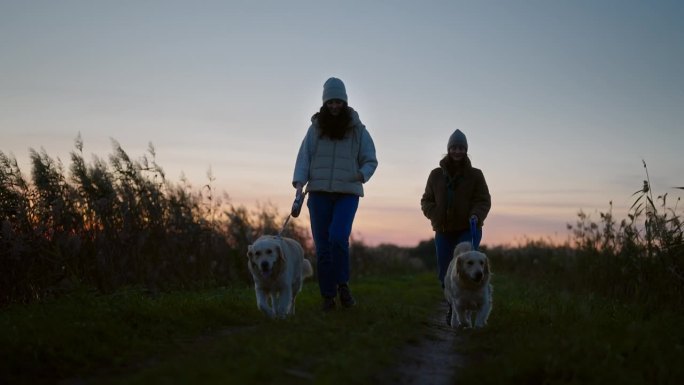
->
<box><xmin>321</xmin><ymin>297</ymin><xmax>336</xmax><ymax>312</ymax></box>
<box><xmin>338</xmin><ymin>283</ymin><xmax>356</xmax><ymax>308</ymax></box>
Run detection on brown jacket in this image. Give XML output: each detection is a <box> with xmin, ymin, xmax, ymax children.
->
<box><xmin>421</xmin><ymin>157</ymin><xmax>491</xmax><ymax>233</ymax></box>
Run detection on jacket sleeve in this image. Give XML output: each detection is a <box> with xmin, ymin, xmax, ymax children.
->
<box><xmin>421</xmin><ymin>171</ymin><xmax>437</xmax><ymax>220</ymax></box>
<box><xmin>357</xmin><ymin>125</ymin><xmax>378</xmax><ymax>183</ymax></box>
<box><xmin>470</xmin><ymin>169</ymin><xmax>491</xmax><ymax>225</ymax></box>
<box><xmin>292</xmin><ymin>125</ymin><xmax>315</xmax><ymax>187</ymax></box>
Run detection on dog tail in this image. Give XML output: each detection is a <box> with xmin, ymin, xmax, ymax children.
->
<box><xmin>302</xmin><ymin>258</ymin><xmax>314</xmax><ymax>278</ymax></box>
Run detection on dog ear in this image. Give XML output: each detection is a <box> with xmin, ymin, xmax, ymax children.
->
<box><xmin>276</xmin><ymin>245</ymin><xmax>285</xmax><ymax>261</ymax></box>
<box><xmin>247</xmin><ymin>244</ymin><xmax>253</xmax><ymax>259</ymax></box>
<box><xmin>454</xmin><ymin>241</ymin><xmax>472</xmax><ymax>257</ymax></box>
<box><xmin>455</xmin><ymin>255</ymin><xmax>464</xmax><ymax>278</ymax></box>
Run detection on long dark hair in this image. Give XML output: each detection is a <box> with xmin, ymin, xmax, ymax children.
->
<box><xmin>314</xmin><ymin>103</ymin><xmax>352</xmax><ymax>140</ymax></box>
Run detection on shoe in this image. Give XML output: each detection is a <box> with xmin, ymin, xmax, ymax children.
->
<box><xmin>338</xmin><ymin>283</ymin><xmax>356</xmax><ymax>308</ymax></box>
<box><xmin>322</xmin><ymin>297</ymin><xmax>336</xmax><ymax>312</ymax></box>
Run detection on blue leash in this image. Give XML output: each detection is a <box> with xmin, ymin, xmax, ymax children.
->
<box><xmin>470</xmin><ymin>216</ymin><xmax>479</xmax><ymax>251</ymax></box>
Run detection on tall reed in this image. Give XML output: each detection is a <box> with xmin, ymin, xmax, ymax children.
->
<box><xmin>490</xmin><ymin>161</ymin><xmax>683</xmax><ymax>306</ymax></box>
<box><xmin>0</xmin><ymin>137</ymin><xmax>311</xmax><ymax>305</ymax></box>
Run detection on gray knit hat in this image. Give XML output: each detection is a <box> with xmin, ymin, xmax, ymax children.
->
<box><xmin>322</xmin><ymin>77</ymin><xmax>348</xmax><ymax>103</ymax></box>
<box><xmin>447</xmin><ymin>129</ymin><xmax>468</xmax><ymax>151</ymax></box>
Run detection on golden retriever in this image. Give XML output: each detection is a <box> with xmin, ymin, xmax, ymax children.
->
<box><xmin>247</xmin><ymin>235</ymin><xmax>313</xmax><ymax>318</ymax></box>
<box><xmin>444</xmin><ymin>241</ymin><xmax>492</xmax><ymax>329</ymax></box>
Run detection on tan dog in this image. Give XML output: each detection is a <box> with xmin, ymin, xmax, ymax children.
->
<box><xmin>444</xmin><ymin>241</ymin><xmax>492</xmax><ymax>329</ymax></box>
<box><xmin>247</xmin><ymin>235</ymin><xmax>313</xmax><ymax>318</ymax></box>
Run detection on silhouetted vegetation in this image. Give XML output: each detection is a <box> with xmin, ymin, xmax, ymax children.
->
<box><xmin>350</xmin><ymin>239</ymin><xmax>428</xmax><ymax>276</ymax></box>
<box><xmin>0</xmin><ymin>137</ymin><xmax>312</xmax><ymax>305</ymax></box>
<box><xmin>489</xmin><ymin>161</ymin><xmax>683</xmax><ymax>307</ymax></box>
<box><xmin>3</xmin><ymin>138</ymin><xmax>680</xmax><ymax>313</ymax></box>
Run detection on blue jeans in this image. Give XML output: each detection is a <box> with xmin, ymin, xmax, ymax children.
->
<box><xmin>435</xmin><ymin>228</ymin><xmax>482</xmax><ymax>287</ymax></box>
<box><xmin>307</xmin><ymin>192</ymin><xmax>360</xmax><ymax>298</ymax></box>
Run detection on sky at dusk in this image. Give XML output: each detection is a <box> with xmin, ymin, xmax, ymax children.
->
<box><xmin>2</xmin><ymin>0</ymin><xmax>683</xmax><ymax>247</ymax></box>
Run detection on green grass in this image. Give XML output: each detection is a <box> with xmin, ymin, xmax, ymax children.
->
<box><xmin>4</xmin><ymin>270</ymin><xmax>683</xmax><ymax>385</ymax></box>
<box><xmin>457</xmin><ymin>271</ymin><xmax>684</xmax><ymax>385</ymax></box>
<box><xmin>0</xmin><ymin>273</ymin><xmax>441</xmax><ymax>385</ymax></box>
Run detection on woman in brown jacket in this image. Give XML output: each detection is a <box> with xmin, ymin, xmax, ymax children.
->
<box><xmin>421</xmin><ymin>129</ymin><xmax>491</xmax><ymax>290</ymax></box>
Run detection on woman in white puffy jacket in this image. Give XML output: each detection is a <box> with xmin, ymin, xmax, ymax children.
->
<box><xmin>292</xmin><ymin>77</ymin><xmax>378</xmax><ymax>311</ymax></box>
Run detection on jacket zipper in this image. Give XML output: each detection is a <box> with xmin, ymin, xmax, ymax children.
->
<box><xmin>328</xmin><ymin>141</ymin><xmax>337</xmax><ymax>190</ymax></box>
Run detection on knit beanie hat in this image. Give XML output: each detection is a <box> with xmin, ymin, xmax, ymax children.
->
<box><xmin>447</xmin><ymin>129</ymin><xmax>468</xmax><ymax>151</ymax></box>
<box><xmin>322</xmin><ymin>77</ymin><xmax>348</xmax><ymax>103</ymax></box>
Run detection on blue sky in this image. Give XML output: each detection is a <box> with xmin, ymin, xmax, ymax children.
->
<box><xmin>2</xmin><ymin>0</ymin><xmax>682</xmax><ymax>246</ymax></box>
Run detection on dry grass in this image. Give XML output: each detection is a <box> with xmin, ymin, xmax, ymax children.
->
<box><xmin>0</xmin><ymin>137</ymin><xmax>311</xmax><ymax>305</ymax></box>
<box><xmin>489</xmin><ymin>160</ymin><xmax>683</xmax><ymax>307</ymax></box>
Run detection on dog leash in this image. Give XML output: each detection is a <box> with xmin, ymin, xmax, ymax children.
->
<box><xmin>278</xmin><ymin>191</ymin><xmax>307</xmax><ymax>237</ymax></box>
<box><xmin>470</xmin><ymin>216</ymin><xmax>479</xmax><ymax>251</ymax></box>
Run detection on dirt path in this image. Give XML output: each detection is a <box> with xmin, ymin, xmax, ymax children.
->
<box><xmin>381</xmin><ymin>305</ymin><xmax>468</xmax><ymax>385</ymax></box>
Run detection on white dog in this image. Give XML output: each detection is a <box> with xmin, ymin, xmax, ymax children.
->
<box><xmin>247</xmin><ymin>235</ymin><xmax>313</xmax><ymax>318</ymax></box>
<box><xmin>444</xmin><ymin>241</ymin><xmax>493</xmax><ymax>329</ymax></box>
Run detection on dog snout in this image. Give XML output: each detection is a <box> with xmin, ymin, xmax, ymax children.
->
<box><xmin>473</xmin><ymin>271</ymin><xmax>483</xmax><ymax>282</ymax></box>
<box><xmin>260</xmin><ymin>261</ymin><xmax>270</xmax><ymax>271</ymax></box>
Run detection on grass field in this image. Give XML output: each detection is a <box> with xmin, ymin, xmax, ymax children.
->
<box><xmin>1</xmin><ymin>274</ymin><xmax>441</xmax><ymax>385</ymax></box>
<box><xmin>458</xmin><ymin>271</ymin><xmax>684</xmax><ymax>385</ymax></box>
<box><xmin>2</xmin><ymin>269</ymin><xmax>683</xmax><ymax>384</ymax></box>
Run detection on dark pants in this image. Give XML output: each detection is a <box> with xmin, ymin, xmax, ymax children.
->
<box><xmin>435</xmin><ymin>228</ymin><xmax>482</xmax><ymax>287</ymax></box>
<box><xmin>307</xmin><ymin>192</ymin><xmax>359</xmax><ymax>298</ymax></box>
